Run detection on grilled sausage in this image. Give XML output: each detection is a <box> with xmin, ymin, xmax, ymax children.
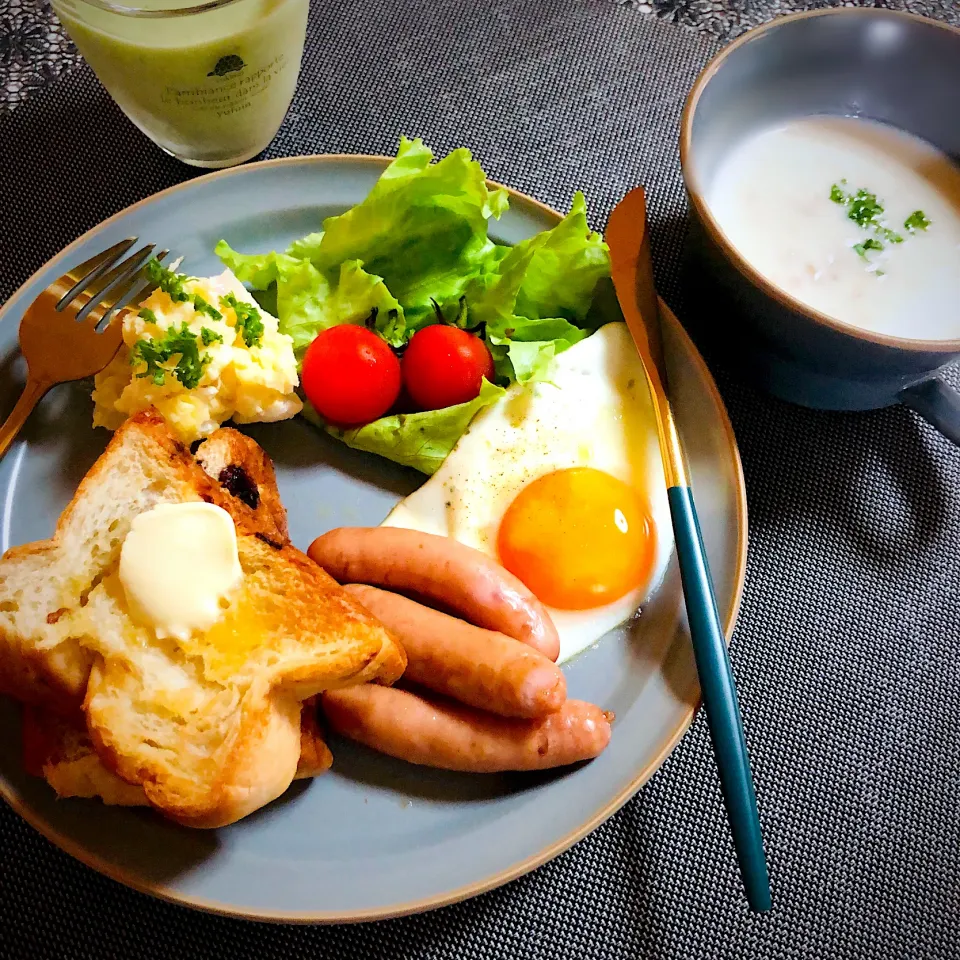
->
<box><xmin>322</xmin><ymin>685</ymin><xmax>612</xmax><ymax>772</ymax></box>
<box><xmin>308</xmin><ymin>527</ymin><xmax>561</xmax><ymax>662</ymax></box>
<box><xmin>345</xmin><ymin>584</ymin><xmax>565</xmax><ymax>718</ymax></box>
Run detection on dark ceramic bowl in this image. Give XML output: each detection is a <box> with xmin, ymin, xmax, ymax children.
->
<box><xmin>680</xmin><ymin>9</ymin><xmax>960</xmax><ymax>443</ymax></box>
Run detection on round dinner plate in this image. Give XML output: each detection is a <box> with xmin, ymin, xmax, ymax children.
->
<box><xmin>0</xmin><ymin>156</ymin><xmax>746</xmax><ymax>922</ymax></box>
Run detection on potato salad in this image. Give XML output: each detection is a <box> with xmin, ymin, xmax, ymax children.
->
<box><xmin>93</xmin><ymin>264</ymin><xmax>302</xmax><ymax>443</ymax></box>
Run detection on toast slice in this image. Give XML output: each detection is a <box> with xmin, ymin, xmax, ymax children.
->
<box><xmin>0</xmin><ymin>410</ymin><xmax>404</xmax><ymax>826</ymax></box>
<box><xmin>23</xmin><ymin>425</ymin><xmax>333</xmax><ymax>805</ymax></box>
<box><xmin>22</xmin><ymin>699</ymin><xmax>332</xmax><ymax>807</ymax></box>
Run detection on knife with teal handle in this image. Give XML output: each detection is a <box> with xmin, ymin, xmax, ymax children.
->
<box><xmin>606</xmin><ymin>187</ymin><xmax>771</xmax><ymax>913</ymax></box>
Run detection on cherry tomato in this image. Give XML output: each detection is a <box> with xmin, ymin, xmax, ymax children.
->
<box><xmin>301</xmin><ymin>325</ymin><xmax>401</xmax><ymax>426</ymax></box>
<box><xmin>401</xmin><ymin>325</ymin><xmax>495</xmax><ymax>410</ymax></box>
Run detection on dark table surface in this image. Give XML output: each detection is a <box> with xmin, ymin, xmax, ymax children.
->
<box><xmin>1</xmin><ymin>1</ymin><xmax>959</xmax><ymax>958</ymax></box>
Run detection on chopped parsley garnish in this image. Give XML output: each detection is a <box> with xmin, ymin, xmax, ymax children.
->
<box><xmin>192</xmin><ymin>294</ymin><xmax>222</xmax><ymax>321</ymax></box>
<box><xmin>200</xmin><ymin>326</ymin><xmax>223</xmax><ymax>346</ymax></box>
<box><xmin>829</xmin><ymin>182</ymin><xmax>847</xmax><ymax>204</ymax></box>
<box><xmin>853</xmin><ymin>238</ymin><xmax>884</xmax><ymax>260</ymax></box>
<box><xmin>144</xmin><ymin>259</ymin><xmax>224</xmax><ymax>321</ymax></box>
<box><xmin>145</xmin><ymin>258</ymin><xmax>190</xmax><ymax>303</ymax></box>
<box><xmin>828</xmin><ymin>182</ymin><xmax>930</xmax><ymax>271</ymax></box>
<box><xmin>830</xmin><ymin>183</ymin><xmax>903</xmax><ymax>241</ymax></box>
<box><xmin>138</xmin><ymin>307</ymin><xmax>159</xmax><ymax>325</ymax></box>
<box><xmin>904</xmin><ymin>209</ymin><xmax>931</xmax><ymax>233</ymax></box>
<box><xmin>220</xmin><ymin>293</ymin><xmax>264</xmax><ymax>347</ymax></box>
<box><xmin>846</xmin><ymin>189</ymin><xmax>884</xmax><ymax>229</ymax></box>
<box><xmin>130</xmin><ymin>322</ymin><xmax>212</xmax><ymax>389</ymax></box>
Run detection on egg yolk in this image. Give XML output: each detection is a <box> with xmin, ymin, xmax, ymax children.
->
<box><xmin>497</xmin><ymin>467</ymin><xmax>656</xmax><ymax>610</ymax></box>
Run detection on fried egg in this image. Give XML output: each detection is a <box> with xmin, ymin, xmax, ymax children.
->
<box><xmin>382</xmin><ymin>321</ymin><xmax>673</xmax><ymax>663</ymax></box>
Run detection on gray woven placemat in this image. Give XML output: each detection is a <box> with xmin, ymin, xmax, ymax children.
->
<box><xmin>5</xmin><ymin>1</ymin><xmax>959</xmax><ymax>114</ymax></box>
<box><xmin>2</xmin><ymin>1</ymin><xmax>959</xmax><ymax>957</ymax></box>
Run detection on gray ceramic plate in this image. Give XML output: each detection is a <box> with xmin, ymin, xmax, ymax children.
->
<box><xmin>0</xmin><ymin>156</ymin><xmax>746</xmax><ymax>922</ymax></box>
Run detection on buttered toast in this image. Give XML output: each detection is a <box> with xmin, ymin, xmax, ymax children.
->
<box><xmin>0</xmin><ymin>411</ymin><xmax>405</xmax><ymax>826</ymax></box>
<box><xmin>23</xmin><ymin>424</ymin><xmax>334</xmax><ymax>807</ymax></box>
<box><xmin>0</xmin><ymin>412</ymin><xmax>285</xmax><ymax>710</ymax></box>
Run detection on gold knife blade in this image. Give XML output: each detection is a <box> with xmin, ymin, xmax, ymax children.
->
<box><xmin>605</xmin><ymin>186</ymin><xmax>687</xmax><ymax>488</ymax></box>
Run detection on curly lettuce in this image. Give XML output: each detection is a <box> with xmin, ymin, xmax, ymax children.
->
<box><xmin>467</xmin><ymin>192</ymin><xmax>610</xmax><ymax>382</ymax></box>
<box><xmin>302</xmin><ymin>379</ymin><xmax>505</xmax><ymax>476</ymax></box>
<box><xmin>216</xmin><ymin>139</ymin><xmax>612</xmax><ymax>474</ymax></box>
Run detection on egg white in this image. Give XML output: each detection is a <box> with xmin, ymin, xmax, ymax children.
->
<box><xmin>382</xmin><ymin>321</ymin><xmax>673</xmax><ymax>663</ymax></box>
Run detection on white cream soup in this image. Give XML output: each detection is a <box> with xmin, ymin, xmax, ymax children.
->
<box><xmin>707</xmin><ymin>116</ymin><xmax>960</xmax><ymax>340</ymax></box>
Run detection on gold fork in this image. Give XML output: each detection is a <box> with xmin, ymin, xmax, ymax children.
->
<box><xmin>0</xmin><ymin>238</ymin><xmax>172</xmax><ymax>461</ymax></box>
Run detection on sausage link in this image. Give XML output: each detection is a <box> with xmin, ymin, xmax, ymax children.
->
<box><xmin>345</xmin><ymin>584</ymin><xmax>565</xmax><ymax>718</ymax></box>
<box><xmin>322</xmin><ymin>685</ymin><xmax>611</xmax><ymax>772</ymax></box>
<box><xmin>308</xmin><ymin>527</ymin><xmax>561</xmax><ymax>662</ymax></box>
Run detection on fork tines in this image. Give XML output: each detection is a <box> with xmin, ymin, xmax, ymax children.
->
<box><xmin>58</xmin><ymin>237</ymin><xmax>173</xmax><ymax>330</ymax></box>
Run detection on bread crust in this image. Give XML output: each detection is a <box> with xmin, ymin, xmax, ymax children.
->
<box><xmin>194</xmin><ymin>428</ymin><xmax>289</xmax><ymax>543</ymax></box>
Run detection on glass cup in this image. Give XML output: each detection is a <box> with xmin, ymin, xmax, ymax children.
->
<box><xmin>51</xmin><ymin>0</ymin><xmax>309</xmax><ymax>168</ymax></box>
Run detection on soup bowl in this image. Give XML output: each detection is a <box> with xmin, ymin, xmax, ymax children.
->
<box><xmin>680</xmin><ymin>9</ymin><xmax>960</xmax><ymax>444</ymax></box>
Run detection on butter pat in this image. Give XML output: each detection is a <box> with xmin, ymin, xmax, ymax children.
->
<box><xmin>119</xmin><ymin>502</ymin><xmax>243</xmax><ymax>641</ymax></box>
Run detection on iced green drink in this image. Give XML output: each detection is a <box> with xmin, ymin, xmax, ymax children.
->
<box><xmin>51</xmin><ymin>0</ymin><xmax>309</xmax><ymax>168</ymax></box>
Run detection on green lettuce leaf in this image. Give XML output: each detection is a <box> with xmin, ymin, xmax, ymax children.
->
<box><xmin>303</xmin><ymin>137</ymin><xmax>509</xmax><ymax>323</ymax></box>
<box><xmin>216</xmin><ymin>241</ymin><xmax>404</xmax><ymax>356</ymax></box>
<box><xmin>460</xmin><ymin>193</ymin><xmax>608</xmax><ymax>382</ymax></box>
<box><xmin>286</xmin><ymin>231</ymin><xmax>325</xmax><ymax>260</ymax></box>
<box><xmin>214</xmin><ymin>241</ymin><xmax>300</xmax><ymax>290</ymax></box>
<box><xmin>488</xmin><ymin>337</ymin><xmax>557</xmax><ymax>383</ymax></box>
<box><xmin>310</xmin><ymin>260</ymin><xmax>407</xmax><ymax>350</ymax></box>
<box><xmin>469</xmin><ymin>193</ymin><xmax>609</xmax><ymax>327</ymax></box>
<box><xmin>302</xmin><ymin>378</ymin><xmax>505</xmax><ymax>475</ymax></box>
<box><xmin>508</xmin><ymin>191</ymin><xmax>610</xmax><ymax>323</ymax></box>
<box><xmin>467</xmin><ymin>257</ymin><xmax>587</xmax><ymax>383</ymax></box>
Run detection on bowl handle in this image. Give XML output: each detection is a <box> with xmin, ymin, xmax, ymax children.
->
<box><xmin>900</xmin><ymin>378</ymin><xmax>960</xmax><ymax>446</ymax></box>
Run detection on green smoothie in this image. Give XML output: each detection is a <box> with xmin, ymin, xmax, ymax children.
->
<box><xmin>52</xmin><ymin>0</ymin><xmax>309</xmax><ymax>167</ymax></box>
